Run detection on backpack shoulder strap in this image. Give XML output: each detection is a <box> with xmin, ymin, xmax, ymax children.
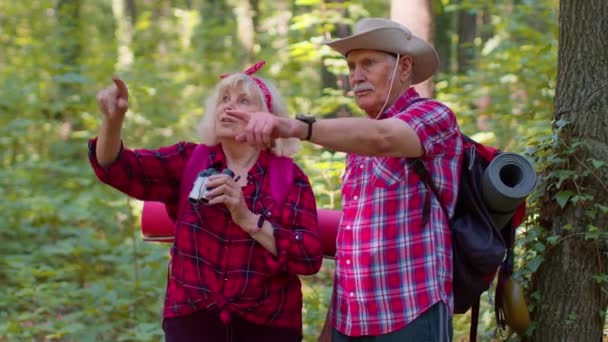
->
<box><xmin>181</xmin><ymin>144</ymin><xmax>211</xmax><ymax>195</ymax></box>
<box><xmin>268</xmin><ymin>155</ymin><xmax>294</xmax><ymax>206</ymax></box>
<box><xmin>407</xmin><ymin>96</ymin><xmax>448</xmax><ymax>224</ymax></box>
<box><xmin>166</xmin><ymin>144</ymin><xmax>210</xmax><ymax>221</ymax></box>
<box><xmin>413</xmin><ymin>134</ymin><xmax>488</xmax><ymax>224</ymax></box>
<box><xmin>168</xmin><ymin>149</ymin><xmax>293</xmax><ymax>220</ymax></box>
<box><xmin>412</xmin><ymin>159</ymin><xmax>450</xmax><ymax>222</ymax></box>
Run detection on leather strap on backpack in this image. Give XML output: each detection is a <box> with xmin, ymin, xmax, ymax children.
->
<box><xmin>415</xmin><ymin>158</ymin><xmax>483</xmax><ymax>342</ymax></box>
<box><xmin>412</xmin><ymin>159</ymin><xmax>450</xmax><ymax>225</ymax></box>
<box><xmin>406</xmin><ymin>97</ymin><xmax>449</xmax><ymax>224</ymax></box>
<box><xmin>470</xmin><ymin>297</ymin><xmax>481</xmax><ymax>341</ymax></box>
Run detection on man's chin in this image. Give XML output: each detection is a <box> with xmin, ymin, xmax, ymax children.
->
<box><xmin>357</xmin><ymin>103</ymin><xmax>381</xmax><ymax>119</ymax></box>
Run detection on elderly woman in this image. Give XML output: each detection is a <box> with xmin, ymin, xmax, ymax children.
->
<box><xmin>89</xmin><ymin>62</ymin><xmax>323</xmax><ymax>342</ymax></box>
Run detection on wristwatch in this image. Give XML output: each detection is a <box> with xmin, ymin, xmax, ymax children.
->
<box><xmin>295</xmin><ymin>113</ymin><xmax>316</xmax><ymax>141</ymax></box>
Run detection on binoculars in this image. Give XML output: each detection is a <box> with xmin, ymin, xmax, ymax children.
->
<box><xmin>188</xmin><ymin>167</ymin><xmax>235</xmax><ymax>204</ymax></box>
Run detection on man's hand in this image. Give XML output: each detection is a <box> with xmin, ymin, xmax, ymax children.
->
<box><xmin>226</xmin><ymin>110</ymin><xmax>301</xmax><ymax>149</ymax></box>
<box><xmin>317</xmin><ymin>311</ymin><xmax>332</xmax><ymax>342</ymax></box>
<box><xmin>97</xmin><ymin>77</ymin><xmax>129</xmax><ymax>121</ymax></box>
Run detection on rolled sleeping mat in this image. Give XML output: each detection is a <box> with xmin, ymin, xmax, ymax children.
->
<box><xmin>481</xmin><ymin>152</ymin><xmax>537</xmax><ymax>229</ymax></box>
<box><xmin>317</xmin><ymin>208</ymin><xmax>341</xmax><ymax>258</ymax></box>
<box><xmin>141</xmin><ymin>201</ymin><xmax>175</xmax><ymax>243</ymax></box>
<box><xmin>140</xmin><ymin>201</ymin><xmax>342</xmax><ymax>258</ymax></box>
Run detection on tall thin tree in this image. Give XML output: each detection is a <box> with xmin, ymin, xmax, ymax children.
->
<box><xmin>390</xmin><ymin>0</ymin><xmax>435</xmax><ymax>97</ymax></box>
<box><xmin>55</xmin><ymin>0</ymin><xmax>82</xmax><ymax>106</ymax></box>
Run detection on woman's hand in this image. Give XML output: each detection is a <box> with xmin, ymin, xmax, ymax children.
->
<box><xmin>205</xmin><ymin>173</ymin><xmax>254</xmax><ymax>228</ymax></box>
<box><xmin>97</xmin><ymin>77</ymin><xmax>129</xmax><ymax>122</ymax></box>
<box><xmin>95</xmin><ymin>77</ymin><xmax>129</xmax><ymax>167</ymax></box>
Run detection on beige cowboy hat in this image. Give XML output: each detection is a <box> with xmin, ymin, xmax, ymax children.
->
<box><xmin>325</xmin><ymin>18</ymin><xmax>439</xmax><ymax>85</ymax></box>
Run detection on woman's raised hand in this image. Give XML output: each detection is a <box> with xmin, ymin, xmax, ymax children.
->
<box><xmin>97</xmin><ymin>77</ymin><xmax>129</xmax><ymax>121</ymax></box>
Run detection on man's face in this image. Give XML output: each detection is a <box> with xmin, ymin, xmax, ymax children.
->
<box><xmin>346</xmin><ymin>50</ymin><xmax>398</xmax><ymax>118</ymax></box>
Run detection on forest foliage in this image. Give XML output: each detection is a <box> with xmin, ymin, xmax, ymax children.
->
<box><xmin>0</xmin><ymin>0</ymin><xmax>573</xmax><ymax>341</ymax></box>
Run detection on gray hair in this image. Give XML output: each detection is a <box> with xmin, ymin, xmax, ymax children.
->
<box><xmin>197</xmin><ymin>73</ymin><xmax>300</xmax><ymax>157</ymax></box>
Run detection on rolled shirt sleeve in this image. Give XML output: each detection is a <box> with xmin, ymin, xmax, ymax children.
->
<box><xmin>263</xmin><ymin>165</ymin><xmax>323</xmax><ymax>276</ymax></box>
<box><xmin>88</xmin><ymin>138</ymin><xmax>195</xmax><ymax>204</ymax></box>
<box><xmin>396</xmin><ymin>99</ymin><xmax>460</xmax><ymax>160</ymax></box>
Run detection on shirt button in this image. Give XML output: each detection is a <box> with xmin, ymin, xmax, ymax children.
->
<box><xmin>346</xmin><ymin>225</ymin><xmax>351</xmax><ymax>230</ymax></box>
<box><xmin>349</xmin><ymin>292</ymin><xmax>355</xmax><ymax>298</ymax></box>
<box><xmin>345</xmin><ymin>259</ymin><xmax>351</xmax><ymax>265</ymax></box>
<box><xmin>224</xmin><ymin>277</ymin><xmax>228</xmax><ymax>281</ymax></box>
<box><xmin>353</xmin><ymin>195</ymin><xmax>359</xmax><ymax>201</ymax></box>
<box><xmin>360</xmin><ymin>164</ymin><xmax>364</xmax><ymax>169</ymax></box>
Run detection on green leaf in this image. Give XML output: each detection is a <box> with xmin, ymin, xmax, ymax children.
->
<box><xmin>591</xmin><ymin>274</ymin><xmax>608</xmax><ymax>284</ymax></box>
<box><xmin>554</xmin><ymin>118</ymin><xmax>569</xmax><ymax>128</ymax></box>
<box><xmin>533</xmin><ymin>242</ymin><xmax>546</xmax><ymax>252</ymax></box>
<box><xmin>546</xmin><ymin>235</ymin><xmax>560</xmax><ymax>245</ymax></box>
<box><xmin>555</xmin><ymin>191</ymin><xmax>574</xmax><ymax>208</ymax></box>
<box><xmin>585</xmin><ymin>224</ymin><xmax>601</xmax><ymax>240</ymax></box>
<box><xmin>589</xmin><ymin>159</ymin><xmax>605</xmax><ymax>169</ymax></box>
<box><xmin>527</xmin><ymin>256</ymin><xmax>543</xmax><ymax>272</ymax></box>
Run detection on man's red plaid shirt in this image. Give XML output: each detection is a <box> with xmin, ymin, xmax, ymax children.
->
<box><xmin>331</xmin><ymin>88</ymin><xmax>463</xmax><ymax>336</ymax></box>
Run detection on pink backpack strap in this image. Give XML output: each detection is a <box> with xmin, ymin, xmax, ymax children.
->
<box><xmin>268</xmin><ymin>155</ymin><xmax>294</xmax><ymax>206</ymax></box>
<box><xmin>166</xmin><ymin>147</ymin><xmax>293</xmax><ymax>221</ymax></box>
<box><xmin>165</xmin><ymin>144</ymin><xmax>210</xmax><ymax>221</ymax></box>
<box><xmin>180</xmin><ymin>144</ymin><xmax>211</xmax><ymax>200</ymax></box>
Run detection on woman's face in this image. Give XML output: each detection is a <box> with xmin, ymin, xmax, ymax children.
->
<box><xmin>215</xmin><ymin>86</ymin><xmax>263</xmax><ymax>140</ymax></box>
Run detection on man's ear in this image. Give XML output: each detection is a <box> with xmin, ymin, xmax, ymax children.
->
<box><xmin>399</xmin><ymin>55</ymin><xmax>414</xmax><ymax>83</ymax></box>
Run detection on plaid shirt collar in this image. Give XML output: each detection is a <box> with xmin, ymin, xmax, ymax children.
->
<box><xmin>207</xmin><ymin>144</ymin><xmax>271</xmax><ymax>172</ymax></box>
<box><xmin>377</xmin><ymin>87</ymin><xmax>420</xmax><ymax>120</ymax></box>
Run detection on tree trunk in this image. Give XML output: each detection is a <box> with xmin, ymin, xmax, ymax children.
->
<box><xmin>124</xmin><ymin>0</ymin><xmax>136</xmax><ymax>24</ymax></box>
<box><xmin>531</xmin><ymin>1</ymin><xmax>608</xmax><ymax>341</ymax></box>
<box><xmin>113</xmin><ymin>0</ymin><xmax>135</xmax><ymax>72</ymax></box>
<box><xmin>456</xmin><ymin>7</ymin><xmax>476</xmax><ymax>73</ymax></box>
<box><xmin>320</xmin><ymin>0</ymin><xmax>351</xmax><ymax>116</ymax></box>
<box><xmin>434</xmin><ymin>6</ymin><xmax>453</xmax><ymax>73</ymax></box>
<box><xmin>390</xmin><ymin>0</ymin><xmax>435</xmax><ymax>97</ymax></box>
<box><xmin>229</xmin><ymin>0</ymin><xmax>257</xmax><ymax>64</ymax></box>
<box><xmin>55</xmin><ymin>0</ymin><xmax>82</xmax><ymax>99</ymax></box>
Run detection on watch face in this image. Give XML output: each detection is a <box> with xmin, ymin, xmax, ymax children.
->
<box><xmin>297</xmin><ymin>114</ymin><xmax>315</xmax><ymax>123</ymax></box>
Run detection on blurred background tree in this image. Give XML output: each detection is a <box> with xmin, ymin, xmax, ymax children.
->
<box><xmin>1</xmin><ymin>0</ymin><xmax>605</xmax><ymax>341</ymax></box>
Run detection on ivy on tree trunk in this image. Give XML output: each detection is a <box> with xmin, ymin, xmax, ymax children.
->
<box><xmin>531</xmin><ymin>1</ymin><xmax>608</xmax><ymax>341</ymax></box>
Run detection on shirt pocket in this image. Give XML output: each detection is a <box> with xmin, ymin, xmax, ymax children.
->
<box><xmin>372</xmin><ymin>156</ymin><xmax>406</xmax><ymax>189</ymax></box>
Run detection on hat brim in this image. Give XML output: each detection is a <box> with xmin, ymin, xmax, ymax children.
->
<box><xmin>325</xmin><ymin>27</ymin><xmax>439</xmax><ymax>84</ymax></box>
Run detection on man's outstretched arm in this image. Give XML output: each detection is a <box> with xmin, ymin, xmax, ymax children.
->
<box><xmin>227</xmin><ymin>110</ymin><xmax>423</xmax><ymax>158</ymax></box>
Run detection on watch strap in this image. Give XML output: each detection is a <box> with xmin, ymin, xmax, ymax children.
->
<box><xmin>296</xmin><ymin>114</ymin><xmax>315</xmax><ymax>141</ymax></box>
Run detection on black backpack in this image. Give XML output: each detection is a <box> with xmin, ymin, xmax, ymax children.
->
<box><xmin>413</xmin><ymin>135</ymin><xmax>530</xmax><ymax>341</ymax></box>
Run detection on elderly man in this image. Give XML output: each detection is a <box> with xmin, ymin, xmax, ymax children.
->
<box><xmin>228</xmin><ymin>18</ymin><xmax>463</xmax><ymax>342</ymax></box>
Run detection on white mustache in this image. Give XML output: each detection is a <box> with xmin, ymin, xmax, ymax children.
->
<box><xmin>351</xmin><ymin>83</ymin><xmax>375</xmax><ymax>94</ymax></box>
